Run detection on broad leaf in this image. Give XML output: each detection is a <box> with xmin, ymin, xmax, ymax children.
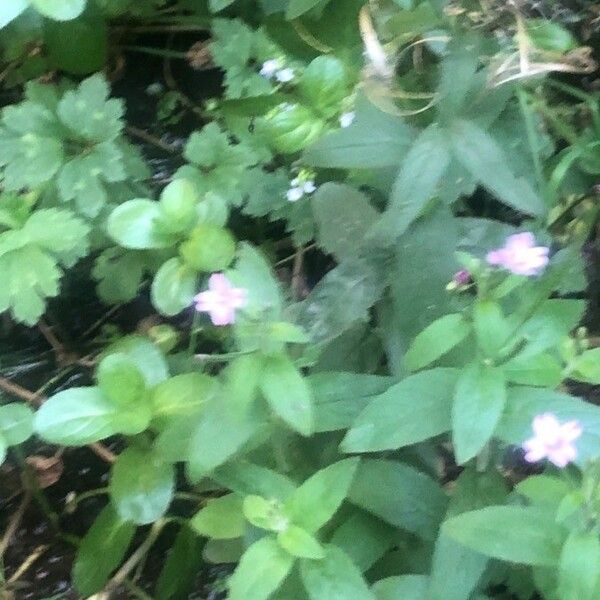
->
<box><xmin>228</xmin><ymin>536</ymin><xmax>294</xmax><ymax>600</ymax></box>
<box><xmin>151</xmin><ymin>258</ymin><xmax>197</xmax><ymax>316</ymax></box>
<box><xmin>342</xmin><ymin>368</ymin><xmax>458</xmax><ymax>453</ymax></box>
<box><xmin>286</xmin><ymin>458</ymin><xmax>359</xmax><ymax>533</ymax></box>
<box><xmin>443</xmin><ymin>506</ymin><xmax>566</xmax><ymax>566</ymax></box>
<box><xmin>558</xmin><ymin>531</ymin><xmax>600</xmax><ymax>600</ymax></box>
<box><xmin>0</xmin><ymin>403</ymin><xmax>34</xmax><ymax>446</ymax></box>
<box><xmin>277</xmin><ymin>525</ymin><xmax>324</xmax><ymax>559</ymax></box>
<box><xmin>373</xmin><ymin>575</ymin><xmax>429</xmax><ymax>599</ymax></box>
<box><xmin>73</xmin><ymin>505</ymin><xmax>135</xmax><ymax>597</ymax></box>
<box><xmin>191</xmin><ymin>494</ymin><xmax>245</xmax><ymax>539</ymax></box>
<box><xmin>109</xmin><ymin>447</ymin><xmax>175</xmax><ymax>525</ymax></box>
<box><xmin>300</xmin><ymin>545</ymin><xmax>375</xmax><ymax>600</ymax></box>
<box><xmin>452</xmin><ymin>364</ymin><xmax>507</xmax><ymax>464</ymax></box>
<box><xmin>349</xmin><ymin>459</ymin><xmax>447</xmax><ymax>540</ymax></box>
<box><xmin>259</xmin><ymin>353</ymin><xmax>314</xmax><ymax>436</ymax></box>
<box><xmin>404</xmin><ymin>314</ymin><xmax>470</xmax><ymax>372</ymax></box>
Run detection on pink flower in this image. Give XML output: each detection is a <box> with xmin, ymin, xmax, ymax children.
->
<box><xmin>194</xmin><ymin>273</ymin><xmax>247</xmax><ymax>326</ymax></box>
<box><xmin>486</xmin><ymin>232</ymin><xmax>549</xmax><ymax>276</ymax></box>
<box><xmin>453</xmin><ymin>270</ymin><xmax>471</xmax><ymax>286</ymax></box>
<box><xmin>523</xmin><ymin>413</ymin><xmax>582</xmax><ymax>468</ymax></box>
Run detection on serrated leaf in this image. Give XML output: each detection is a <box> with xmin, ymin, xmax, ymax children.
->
<box><xmin>370</xmin><ymin>124</ymin><xmax>451</xmax><ymax>245</ymax></box>
<box><xmin>312</xmin><ymin>183</ymin><xmax>378</xmax><ymax>260</ymax></box>
<box><xmin>404</xmin><ymin>314</ymin><xmax>470</xmax><ymax>372</ymax></box>
<box><xmin>452</xmin><ymin>364</ymin><xmax>507</xmax><ymax>464</ymax></box>
<box><xmin>304</xmin><ymin>96</ymin><xmax>414</xmax><ymax>169</ymax></box>
<box><xmin>228</xmin><ymin>536</ymin><xmax>294</xmax><ymax>600</ymax></box>
<box><xmin>449</xmin><ymin>119</ymin><xmax>545</xmax><ymax>216</ymax></box>
<box><xmin>109</xmin><ymin>447</ymin><xmax>175</xmax><ymax>525</ymax></box>
<box><xmin>73</xmin><ymin>505</ymin><xmax>136</xmax><ymax>597</ymax></box>
<box><xmin>57</xmin><ymin>74</ymin><xmax>123</xmax><ymax>142</ymax></box>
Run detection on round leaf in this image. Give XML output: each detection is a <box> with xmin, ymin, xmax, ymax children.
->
<box><xmin>96</xmin><ymin>353</ymin><xmax>146</xmax><ymax>406</ymax></box>
<box><xmin>30</xmin><ymin>0</ymin><xmax>87</xmax><ymax>21</ymax></box>
<box><xmin>150</xmin><ymin>372</ymin><xmax>217</xmax><ymax>420</ymax></box>
<box><xmin>179</xmin><ymin>224</ymin><xmax>236</xmax><ymax>272</ymax></box>
<box><xmin>109</xmin><ymin>447</ymin><xmax>175</xmax><ymax>525</ymax></box>
<box><xmin>159</xmin><ymin>178</ymin><xmax>199</xmax><ymax>234</ymax></box>
<box><xmin>0</xmin><ymin>402</ymin><xmax>34</xmax><ymax>446</ymax></box>
<box><xmin>151</xmin><ymin>257</ymin><xmax>197</xmax><ymax>316</ymax></box>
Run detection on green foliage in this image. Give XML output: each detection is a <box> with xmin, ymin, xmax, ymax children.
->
<box><xmin>6</xmin><ymin>2</ymin><xmax>600</xmax><ymax>599</ymax></box>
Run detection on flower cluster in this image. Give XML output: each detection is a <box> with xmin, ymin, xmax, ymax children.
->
<box><xmin>260</xmin><ymin>59</ymin><xmax>295</xmax><ymax>83</ymax></box>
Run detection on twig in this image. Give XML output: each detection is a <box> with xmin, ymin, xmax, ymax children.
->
<box><xmin>275</xmin><ymin>243</ymin><xmax>316</xmax><ymax>267</ymax></box>
<box><xmin>0</xmin><ymin>492</ymin><xmax>31</xmax><ymax>558</ymax></box>
<box><xmin>291</xmin><ymin>246</ymin><xmax>305</xmax><ymax>301</ymax></box>
<box><xmin>126</xmin><ymin>125</ymin><xmax>178</xmax><ymax>154</ymax></box>
<box><xmin>7</xmin><ymin>544</ymin><xmax>48</xmax><ymax>585</ymax></box>
<box><xmin>104</xmin><ymin>520</ymin><xmax>165</xmax><ymax>595</ymax></box>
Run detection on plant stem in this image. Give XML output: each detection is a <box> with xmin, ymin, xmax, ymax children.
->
<box><xmin>517</xmin><ymin>87</ymin><xmax>545</xmax><ymax>201</ymax></box>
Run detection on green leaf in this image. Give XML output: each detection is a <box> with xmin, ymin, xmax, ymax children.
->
<box><xmin>0</xmin><ymin>0</ymin><xmax>28</xmax><ymax>29</ymax></box>
<box><xmin>525</xmin><ymin>19</ymin><xmax>577</xmax><ymax>53</ymax></box>
<box><xmin>473</xmin><ymin>300</ymin><xmax>510</xmax><ymax>358</ymax></box>
<box><xmin>330</xmin><ymin>511</ymin><xmax>395</xmax><ymax>572</ymax></box>
<box><xmin>96</xmin><ymin>353</ymin><xmax>145</xmax><ymax>407</ymax></box>
<box><xmin>571</xmin><ymin>348</ymin><xmax>600</xmax><ymax>384</ymax></box>
<box><xmin>109</xmin><ymin>447</ymin><xmax>175</xmax><ymax>525</ymax></box>
<box><xmin>0</xmin><ymin>103</ymin><xmax>64</xmax><ymax>190</ymax></box>
<box><xmin>278</xmin><ymin>525</ymin><xmax>324</xmax><ymax>559</ymax></box>
<box><xmin>57</xmin><ymin>74</ymin><xmax>123</xmax><ymax>141</ymax></box>
<box><xmin>73</xmin><ymin>504</ymin><xmax>135</xmax><ymax>597</ymax></box>
<box><xmin>104</xmin><ymin>335</ymin><xmax>169</xmax><ymax>387</ymax></box>
<box><xmin>31</xmin><ymin>0</ymin><xmax>86</xmax><ymax>20</ymax></box>
<box><xmin>228</xmin><ymin>536</ymin><xmax>294</xmax><ymax>600</ymax></box>
<box><xmin>443</xmin><ymin>506</ymin><xmax>566</xmax><ymax>566</ymax></box>
<box><xmin>151</xmin><ymin>372</ymin><xmax>217</xmax><ymax>420</ymax></box>
<box><xmin>312</xmin><ymin>183</ymin><xmax>378</xmax><ymax>261</ymax></box>
<box><xmin>210</xmin><ymin>0</ymin><xmax>237</xmax><ymax>11</ymax></box>
<box><xmin>558</xmin><ymin>531</ymin><xmax>600</xmax><ymax>600</ymax></box>
<box><xmin>298</xmin><ymin>56</ymin><xmax>348</xmax><ymax>116</ymax></box>
<box><xmin>0</xmin><ymin>403</ymin><xmax>34</xmax><ymax>446</ymax></box>
<box><xmin>107</xmin><ymin>199</ymin><xmax>175</xmax><ymax>250</ymax></box>
<box><xmin>349</xmin><ymin>459</ymin><xmax>447</xmax><ymax>540</ymax></box>
<box><xmin>260</xmin><ymin>103</ymin><xmax>324</xmax><ymax>154</ymax></box>
<box><xmin>35</xmin><ymin>387</ymin><xmax>149</xmax><ymax>444</ymax></box>
<box><xmin>286</xmin><ymin>0</ymin><xmax>325</xmax><ymax>19</ymax></box>
<box><xmin>370</xmin><ymin>124</ymin><xmax>451</xmax><ymax>244</ymax></box>
<box><xmin>303</xmin><ymin>95</ymin><xmax>414</xmax><ymax>169</ymax></box>
<box><xmin>504</xmin><ymin>352</ymin><xmax>563</xmax><ymax>387</ymax></box>
<box><xmin>404</xmin><ymin>314</ymin><xmax>470</xmax><ymax>372</ymax></box>
<box><xmin>191</xmin><ymin>494</ymin><xmax>244</xmax><ymax>539</ymax></box>
<box><xmin>449</xmin><ymin>119</ymin><xmax>545</xmax><ymax>216</ymax></box>
<box><xmin>342</xmin><ymin>368</ymin><xmax>458</xmax><ymax>453</ymax></box>
<box><xmin>155</xmin><ymin>525</ymin><xmax>204</xmax><ymax>600</ymax></box>
<box><xmin>287</xmin><ymin>459</ymin><xmax>359</xmax><ymax>533</ymax></box>
<box><xmin>300</xmin><ymin>545</ymin><xmax>375</xmax><ymax>600</ymax></box>
<box><xmin>179</xmin><ymin>224</ymin><xmax>236</xmax><ymax>272</ymax></box>
<box><xmin>310</xmin><ymin>372</ymin><xmax>392</xmax><ymax>433</ymax></box>
<box><xmin>373</xmin><ymin>575</ymin><xmax>429</xmax><ymax>599</ymax></box>
<box><xmin>260</xmin><ymin>353</ymin><xmax>314</xmax><ymax>436</ymax></box>
<box><xmin>515</xmin><ymin>475</ymin><xmax>570</xmax><ymax>510</ymax></box>
<box><xmin>186</xmin><ymin>398</ymin><xmax>264</xmax><ymax>479</ymax></box>
<box><xmin>151</xmin><ymin>257</ymin><xmax>197</xmax><ymax>316</ymax></box>
<box><xmin>158</xmin><ymin>178</ymin><xmax>199</xmax><ymax>234</ymax></box>
<box><xmin>452</xmin><ymin>364</ymin><xmax>507</xmax><ymax>464</ymax></box>
<box><xmin>93</xmin><ymin>247</ymin><xmax>146</xmax><ymax>304</ymax></box>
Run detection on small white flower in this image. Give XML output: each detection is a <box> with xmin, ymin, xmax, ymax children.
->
<box><xmin>339</xmin><ymin>111</ymin><xmax>355</xmax><ymax>128</ymax></box>
<box><xmin>286</xmin><ymin>187</ymin><xmax>304</xmax><ymax>202</ymax></box>
<box><xmin>276</xmin><ymin>68</ymin><xmax>295</xmax><ymax>83</ymax></box>
<box><xmin>260</xmin><ymin>59</ymin><xmax>280</xmax><ymax>77</ymax></box>
<box><xmin>303</xmin><ymin>181</ymin><xmax>316</xmax><ymax>194</ymax></box>
<box><xmin>290</xmin><ymin>177</ymin><xmax>300</xmax><ymax>187</ymax></box>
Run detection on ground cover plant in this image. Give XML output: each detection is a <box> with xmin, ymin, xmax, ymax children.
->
<box><xmin>0</xmin><ymin>0</ymin><xmax>599</xmax><ymax>598</ymax></box>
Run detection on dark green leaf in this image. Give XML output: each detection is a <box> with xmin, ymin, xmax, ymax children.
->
<box><xmin>452</xmin><ymin>364</ymin><xmax>507</xmax><ymax>464</ymax></box>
